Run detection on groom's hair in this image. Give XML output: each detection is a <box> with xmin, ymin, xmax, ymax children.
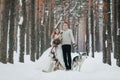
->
<box><xmin>63</xmin><ymin>21</ymin><xmax>70</xmax><ymax>28</ymax></box>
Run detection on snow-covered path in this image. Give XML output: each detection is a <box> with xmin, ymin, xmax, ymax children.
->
<box><xmin>0</xmin><ymin>53</ymin><xmax>120</xmax><ymax>80</ymax></box>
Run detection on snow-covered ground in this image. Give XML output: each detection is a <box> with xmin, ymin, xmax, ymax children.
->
<box><xmin>0</xmin><ymin>52</ymin><xmax>120</xmax><ymax>80</ymax></box>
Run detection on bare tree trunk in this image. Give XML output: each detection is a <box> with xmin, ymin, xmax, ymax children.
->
<box><xmin>112</xmin><ymin>0</ymin><xmax>117</xmax><ymax>59</ymax></box>
<box><xmin>95</xmin><ymin>0</ymin><xmax>100</xmax><ymax>52</ymax></box>
<box><xmin>35</xmin><ymin>0</ymin><xmax>43</xmax><ymax>59</ymax></box>
<box><xmin>0</xmin><ymin>0</ymin><xmax>1</xmax><ymax>26</ymax></box>
<box><xmin>45</xmin><ymin>0</ymin><xmax>50</xmax><ymax>49</ymax></box>
<box><xmin>106</xmin><ymin>0</ymin><xmax>111</xmax><ymax>65</ymax></box>
<box><xmin>14</xmin><ymin>0</ymin><xmax>20</xmax><ymax>52</ymax></box>
<box><xmin>26</xmin><ymin>0</ymin><xmax>30</xmax><ymax>55</ymax></box>
<box><xmin>8</xmin><ymin>0</ymin><xmax>16</xmax><ymax>64</ymax></box>
<box><xmin>85</xmin><ymin>0</ymin><xmax>89</xmax><ymax>55</ymax></box>
<box><xmin>40</xmin><ymin>0</ymin><xmax>45</xmax><ymax>54</ymax></box>
<box><xmin>40</xmin><ymin>24</ymin><xmax>44</xmax><ymax>55</ymax></box>
<box><xmin>0</xmin><ymin>0</ymin><xmax>9</xmax><ymax>63</ymax></box>
<box><xmin>35</xmin><ymin>0</ymin><xmax>39</xmax><ymax>59</ymax></box>
<box><xmin>19</xmin><ymin>0</ymin><xmax>26</xmax><ymax>62</ymax></box>
<box><xmin>0</xmin><ymin>0</ymin><xmax>4</xmax><ymax>61</ymax></box>
<box><xmin>47</xmin><ymin>0</ymin><xmax>53</xmax><ymax>49</ymax></box>
<box><xmin>103</xmin><ymin>0</ymin><xmax>107</xmax><ymax>63</ymax></box>
<box><xmin>43</xmin><ymin>0</ymin><xmax>48</xmax><ymax>51</ymax></box>
<box><xmin>50</xmin><ymin>0</ymin><xmax>54</xmax><ymax>40</ymax></box>
<box><xmin>90</xmin><ymin>0</ymin><xmax>94</xmax><ymax>57</ymax></box>
<box><xmin>116</xmin><ymin>0</ymin><xmax>120</xmax><ymax>67</ymax></box>
<box><xmin>117</xmin><ymin>36</ymin><xmax>120</xmax><ymax>67</ymax></box>
<box><xmin>30</xmin><ymin>0</ymin><xmax>36</xmax><ymax>61</ymax></box>
<box><xmin>38</xmin><ymin>0</ymin><xmax>43</xmax><ymax>56</ymax></box>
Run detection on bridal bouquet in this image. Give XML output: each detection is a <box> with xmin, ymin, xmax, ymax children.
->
<box><xmin>53</xmin><ymin>38</ymin><xmax>61</xmax><ymax>46</ymax></box>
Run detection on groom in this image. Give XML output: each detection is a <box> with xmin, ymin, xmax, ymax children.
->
<box><xmin>61</xmin><ymin>22</ymin><xmax>75</xmax><ymax>70</ymax></box>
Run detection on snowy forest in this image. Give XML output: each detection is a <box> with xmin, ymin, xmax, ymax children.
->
<box><xmin>0</xmin><ymin>0</ymin><xmax>120</xmax><ymax>67</ymax></box>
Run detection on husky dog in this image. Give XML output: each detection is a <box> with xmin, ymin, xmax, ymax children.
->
<box><xmin>52</xmin><ymin>59</ymin><xmax>64</xmax><ymax>71</ymax></box>
<box><xmin>43</xmin><ymin>52</ymin><xmax>64</xmax><ymax>72</ymax></box>
<box><xmin>72</xmin><ymin>52</ymin><xmax>87</xmax><ymax>71</ymax></box>
<box><xmin>43</xmin><ymin>52</ymin><xmax>87</xmax><ymax>72</ymax></box>
<box><xmin>42</xmin><ymin>58</ymin><xmax>64</xmax><ymax>72</ymax></box>
<box><xmin>51</xmin><ymin>52</ymin><xmax>87</xmax><ymax>71</ymax></box>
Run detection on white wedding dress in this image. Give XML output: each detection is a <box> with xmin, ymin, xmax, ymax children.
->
<box><xmin>37</xmin><ymin>44</ymin><xmax>65</xmax><ymax>72</ymax></box>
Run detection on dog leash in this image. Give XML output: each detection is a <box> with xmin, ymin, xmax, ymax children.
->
<box><xmin>76</xmin><ymin>50</ymin><xmax>81</xmax><ymax>56</ymax></box>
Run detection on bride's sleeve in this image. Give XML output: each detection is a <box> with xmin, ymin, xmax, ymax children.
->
<box><xmin>50</xmin><ymin>39</ymin><xmax>53</xmax><ymax>46</ymax></box>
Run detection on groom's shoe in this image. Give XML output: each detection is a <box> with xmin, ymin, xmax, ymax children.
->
<box><xmin>66</xmin><ymin>68</ymin><xmax>71</xmax><ymax>71</ymax></box>
<box><xmin>66</xmin><ymin>67</ymin><xmax>71</xmax><ymax>71</ymax></box>
<box><xmin>66</xmin><ymin>67</ymin><xmax>72</xmax><ymax>71</ymax></box>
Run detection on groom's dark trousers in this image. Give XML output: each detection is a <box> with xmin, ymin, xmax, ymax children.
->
<box><xmin>62</xmin><ymin>45</ymin><xmax>71</xmax><ymax>70</ymax></box>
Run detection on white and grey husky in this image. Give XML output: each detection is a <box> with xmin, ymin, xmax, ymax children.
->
<box><xmin>45</xmin><ymin>51</ymin><xmax>87</xmax><ymax>72</ymax></box>
<box><xmin>72</xmin><ymin>52</ymin><xmax>87</xmax><ymax>71</ymax></box>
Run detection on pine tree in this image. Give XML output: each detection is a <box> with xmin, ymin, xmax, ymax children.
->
<box><xmin>14</xmin><ymin>0</ymin><xmax>20</xmax><ymax>52</ymax></box>
<box><xmin>0</xmin><ymin>0</ymin><xmax>10</xmax><ymax>63</ymax></box>
<box><xmin>103</xmin><ymin>0</ymin><xmax>107</xmax><ymax>63</ymax></box>
<box><xmin>8</xmin><ymin>0</ymin><xmax>16</xmax><ymax>64</ymax></box>
<box><xmin>30</xmin><ymin>0</ymin><xmax>36</xmax><ymax>61</ymax></box>
<box><xmin>35</xmin><ymin>0</ymin><xmax>40</xmax><ymax>59</ymax></box>
<box><xmin>116</xmin><ymin>0</ymin><xmax>120</xmax><ymax>67</ymax></box>
<box><xmin>90</xmin><ymin>0</ymin><xmax>94</xmax><ymax>57</ymax></box>
<box><xmin>19</xmin><ymin>0</ymin><xmax>27</xmax><ymax>62</ymax></box>
<box><xmin>94</xmin><ymin>0</ymin><xmax>100</xmax><ymax>52</ymax></box>
<box><xmin>106</xmin><ymin>0</ymin><xmax>111</xmax><ymax>65</ymax></box>
<box><xmin>26</xmin><ymin>0</ymin><xmax>31</xmax><ymax>55</ymax></box>
<box><xmin>112</xmin><ymin>0</ymin><xmax>117</xmax><ymax>59</ymax></box>
<box><xmin>35</xmin><ymin>0</ymin><xmax>43</xmax><ymax>59</ymax></box>
<box><xmin>0</xmin><ymin>1</ymin><xmax>1</xmax><ymax>62</ymax></box>
<box><xmin>0</xmin><ymin>0</ymin><xmax>3</xmax><ymax>62</ymax></box>
<box><xmin>85</xmin><ymin>0</ymin><xmax>89</xmax><ymax>55</ymax></box>
<box><xmin>103</xmin><ymin>0</ymin><xmax>112</xmax><ymax>65</ymax></box>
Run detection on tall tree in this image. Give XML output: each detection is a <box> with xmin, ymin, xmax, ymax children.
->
<box><xmin>40</xmin><ymin>0</ymin><xmax>45</xmax><ymax>55</ymax></box>
<box><xmin>0</xmin><ymin>0</ymin><xmax>2</xmax><ymax>44</ymax></box>
<box><xmin>8</xmin><ymin>0</ymin><xmax>16</xmax><ymax>63</ymax></box>
<box><xmin>85</xmin><ymin>0</ymin><xmax>89</xmax><ymax>55</ymax></box>
<box><xmin>106</xmin><ymin>0</ymin><xmax>111</xmax><ymax>65</ymax></box>
<box><xmin>0</xmin><ymin>0</ymin><xmax>2</xmax><ymax>62</ymax></box>
<box><xmin>14</xmin><ymin>0</ymin><xmax>20</xmax><ymax>52</ymax></box>
<box><xmin>35</xmin><ymin>0</ymin><xmax>40</xmax><ymax>59</ymax></box>
<box><xmin>19</xmin><ymin>0</ymin><xmax>26</xmax><ymax>62</ymax></box>
<box><xmin>26</xmin><ymin>0</ymin><xmax>31</xmax><ymax>55</ymax></box>
<box><xmin>116</xmin><ymin>0</ymin><xmax>120</xmax><ymax>67</ymax></box>
<box><xmin>0</xmin><ymin>0</ymin><xmax>10</xmax><ymax>63</ymax></box>
<box><xmin>94</xmin><ymin>0</ymin><xmax>100</xmax><ymax>52</ymax></box>
<box><xmin>90</xmin><ymin>0</ymin><xmax>94</xmax><ymax>57</ymax></box>
<box><xmin>45</xmin><ymin>0</ymin><xmax>50</xmax><ymax>50</ymax></box>
<box><xmin>112</xmin><ymin>0</ymin><xmax>117</xmax><ymax>59</ymax></box>
<box><xmin>103</xmin><ymin>0</ymin><xmax>107</xmax><ymax>63</ymax></box>
<box><xmin>35</xmin><ymin>0</ymin><xmax>43</xmax><ymax>59</ymax></box>
<box><xmin>102</xmin><ymin>0</ymin><xmax>112</xmax><ymax>65</ymax></box>
<box><xmin>30</xmin><ymin>0</ymin><xmax>36</xmax><ymax>61</ymax></box>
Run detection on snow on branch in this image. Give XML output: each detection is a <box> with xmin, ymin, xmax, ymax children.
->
<box><xmin>54</xmin><ymin>15</ymin><xmax>62</xmax><ymax>28</ymax></box>
<box><xmin>70</xmin><ymin>2</ymin><xmax>78</xmax><ymax>13</ymax></box>
<box><xmin>54</xmin><ymin>2</ymin><xmax>78</xmax><ymax>28</ymax></box>
<box><xmin>20</xmin><ymin>0</ymin><xmax>22</xmax><ymax>6</ymax></box>
<box><xmin>18</xmin><ymin>16</ymin><xmax>23</xmax><ymax>25</ymax></box>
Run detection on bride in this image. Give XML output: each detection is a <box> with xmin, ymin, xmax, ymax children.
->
<box><xmin>37</xmin><ymin>28</ymin><xmax>65</xmax><ymax>72</ymax></box>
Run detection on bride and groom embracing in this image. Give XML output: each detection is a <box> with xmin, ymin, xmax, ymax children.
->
<box><xmin>39</xmin><ymin>22</ymin><xmax>76</xmax><ymax>72</ymax></box>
